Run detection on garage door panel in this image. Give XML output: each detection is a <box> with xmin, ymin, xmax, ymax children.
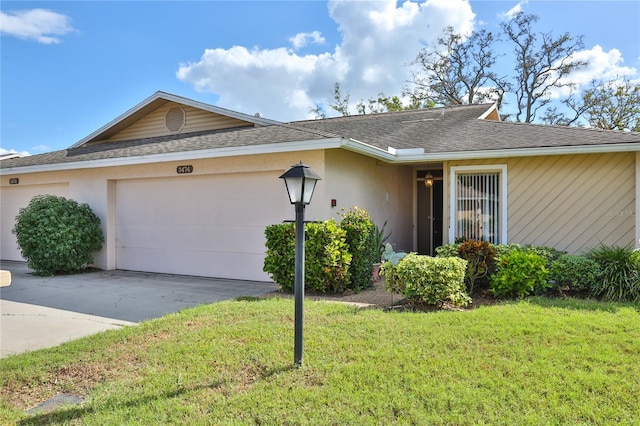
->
<box><xmin>115</xmin><ymin>172</ymin><xmax>283</xmax><ymax>281</ymax></box>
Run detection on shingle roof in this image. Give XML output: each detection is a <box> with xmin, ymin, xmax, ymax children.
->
<box><xmin>2</xmin><ymin>102</ymin><xmax>639</xmax><ymax>171</ymax></box>
<box><xmin>292</xmin><ymin>104</ymin><xmax>640</xmax><ymax>152</ymax></box>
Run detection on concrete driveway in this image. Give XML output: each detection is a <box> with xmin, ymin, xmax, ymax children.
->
<box><xmin>0</xmin><ymin>261</ymin><xmax>278</xmax><ymax>357</ymax></box>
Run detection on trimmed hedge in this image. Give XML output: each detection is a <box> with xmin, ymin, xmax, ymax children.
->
<box><xmin>382</xmin><ymin>253</ymin><xmax>469</xmax><ymax>307</ymax></box>
<box><xmin>263</xmin><ymin>220</ymin><xmax>352</xmax><ymax>293</ymax></box>
<box><xmin>12</xmin><ymin>194</ymin><xmax>104</xmax><ymax>276</ymax></box>
<box><xmin>339</xmin><ymin>207</ymin><xmax>376</xmax><ymax>290</ymax></box>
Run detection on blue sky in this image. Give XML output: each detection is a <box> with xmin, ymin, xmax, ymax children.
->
<box><xmin>1</xmin><ymin>0</ymin><xmax>639</xmax><ymax>156</ymax></box>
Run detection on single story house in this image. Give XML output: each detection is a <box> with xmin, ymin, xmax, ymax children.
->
<box><xmin>2</xmin><ymin>91</ymin><xmax>639</xmax><ymax>281</ymax></box>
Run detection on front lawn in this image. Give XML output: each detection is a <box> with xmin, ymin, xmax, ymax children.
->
<box><xmin>1</xmin><ymin>297</ymin><xmax>639</xmax><ymax>424</ymax></box>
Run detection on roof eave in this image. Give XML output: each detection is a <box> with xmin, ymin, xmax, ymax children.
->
<box><xmin>1</xmin><ymin>138</ymin><xmax>345</xmax><ymax>176</ymax></box>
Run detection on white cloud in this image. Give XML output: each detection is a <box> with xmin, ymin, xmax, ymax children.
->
<box><xmin>0</xmin><ymin>8</ymin><xmax>75</xmax><ymax>44</ymax></box>
<box><xmin>499</xmin><ymin>0</ymin><xmax>528</xmax><ymax>20</ymax></box>
<box><xmin>550</xmin><ymin>45</ymin><xmax>638</xmax><ymax>98</ymax></box>
<box><xmin>0</xmin><ymin>147</ymin><xmax>30</xmax><ymax>157</ymax></box>
<box><xmin>290</xmin><ymin>31</ymin><xmax>326</xmax><ymax>50</ymax></box>
<box><xmin>176</xmin><ymin>0</ymin><xmax>475</xmax><ymax>121</ymax></box>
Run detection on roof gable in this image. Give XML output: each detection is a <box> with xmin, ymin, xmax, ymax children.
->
<box><xmin>71</xmin><ymin>91</ymin><xmax>281</xmax><ymax>148</ymax></box>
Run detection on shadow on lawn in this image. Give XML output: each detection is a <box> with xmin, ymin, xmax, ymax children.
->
<box><xmin>525</xmin><ymin>296</ymin><xmax>640</xmax><ymax>313</ymax></box>
<box><xmin>18</xmin><ymin>365</ymin><xmax>295</xmax><ymax>425</ymax></box>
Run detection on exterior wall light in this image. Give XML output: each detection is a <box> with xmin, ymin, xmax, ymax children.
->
<box><xmin>279</xmin><ymin>162</ymin><xmax>321</xmax><ymax>367</ymax></box>
<box><xmin>425</xmin><ymin>172</ymin><xmax>434</xmax><ymax>187</ymax></box>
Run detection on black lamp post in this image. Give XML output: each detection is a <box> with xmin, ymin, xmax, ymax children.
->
<box><xmin>280</xmin><ymin>162</ymin><xmax>321</xmax><ymax>367</ymax></box>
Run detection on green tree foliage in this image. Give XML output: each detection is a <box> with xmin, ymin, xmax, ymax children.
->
<box><xmin>311</xmin><ymin>82</ymin><xmax>432</xmax><ymax>118</ymax></box>
<box><xmin>12</xmin><ymin>195</ymin><xmax>104</xmax><ymax>276</ymax></box>
<box><xmin>565</xmin><ymin>77</ymin><xmax>640</xmax><ymax>131</ymax></box>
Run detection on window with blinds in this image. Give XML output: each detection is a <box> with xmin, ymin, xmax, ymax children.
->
<box><xmin>450</xmin><ymin>165</ymin><xmax>507</xmax><ymax>244</ymax></box>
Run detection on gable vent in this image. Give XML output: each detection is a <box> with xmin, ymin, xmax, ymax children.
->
<box><xmin>165</xmin><ymin>106</ymin><xmax>186</xmax><ymax>132</ymax></box>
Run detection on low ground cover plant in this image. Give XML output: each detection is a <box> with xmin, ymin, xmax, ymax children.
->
<box><xmin>1</xmin><ymin>298</ymin><xmax>639</xmax><ymax>424</ymax></box>
<box><xmin>12</xmin><ymin>194</ymin><xmax>104</xmax><ymax>276</ymax></box>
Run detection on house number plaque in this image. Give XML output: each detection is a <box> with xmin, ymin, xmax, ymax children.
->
<box><xmin>176</xmin><ymin>165</ymin><xmax>193</xmax><ymax>174</ymax></box>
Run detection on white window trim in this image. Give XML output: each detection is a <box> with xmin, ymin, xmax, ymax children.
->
<box><xmin>449</xmin><ymin>164</ymin><xmax>508</xmax><ymax>244</ymax></box>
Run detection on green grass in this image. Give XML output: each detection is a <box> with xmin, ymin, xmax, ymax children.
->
<box><xmin>1</xmin><ymin>297</ymin><xmax>639</xmax><ymax>425</ymax></box>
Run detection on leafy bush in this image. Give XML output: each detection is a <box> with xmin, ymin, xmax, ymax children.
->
<box><xmin>550</xmin><ymin>255</ymin><xmax>602</xmax><ymax>294</ymax></box>
<box><xmin>587</xmin><ymin>245</ymin><xmax>640</xmax><ymax>302</ymax></box>
<box><xmin>339</xmin><ymin>207</ymin><xmax>376</xmax><ymax>290</ymax></box>
<box><xmin>380</xmin><ymin>243</ymin><xmax>407</xmax><ymax>294</ymax></box>
<box><xmin>492</xmin><ymin>243</ymin><xmax>524</xmax><ymax>262</ymax></box>
<box><xmin>435</xmin><ymin>243</ymin><xmax>462</xmax><ymax>259</ymax></box>
<box><xmin>457</xmin><ymin>240</ymin><xmax>497</xmax><ymax>294</ymax></box>
<box><xmin>263</xmin><ymin>220</ymin><xmax>352</xmax><ymax>293</ymax></box>
<box><xmin>384</xmin><ymin>253</ymin><xmax>470</xmax><ymax>307</ymax></box>
<box><xmin>490</xmin><ymin>250</ymin><xmax>550</xmax><ymax>299</ymax></box>
<box><xmin>12</xmin><ymin>194</ymin><xmax>104</xmax><ymax>276</ymax></box>
<box><xmin>523</xmin><ymin>245</ymin><xmax>566</xmax><ymax>269</ymax></box>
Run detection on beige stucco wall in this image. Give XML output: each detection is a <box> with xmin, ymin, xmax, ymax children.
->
<box><xmin>449</xmin><ymin>152</ymin><xmax>636</xmax><ymax>254</ymax></box>
<box><xmin>324</xmin><ymin>149</ymin><xmax>414</xmax><ymax>252</ymax></box>
<box><xmin>0</xmin><ymin>182</ymin><xmax>69</xmax><ymax>260</ymax></box>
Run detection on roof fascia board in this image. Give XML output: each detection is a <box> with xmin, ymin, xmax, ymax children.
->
<box><xmin>3</xmin><ymin>139</ymin><xmax>639</xmax><ymax>176</ymax></box>
<box><xmin>342</xmin><ymin>138</ymin><xmax>640</xmax><ymax>162</ymax></box>
<box><xmin>1</xmin><ymin>138</ymin><xmax>345</xmax><ymax>176</ymax></box>
<box><xmin>387</xmin><ymin>142</ymin><xmax>640</xmax><ymax>163</ymax></box>
<box><xmin>69</xmin><ymin>91</ymin><xmax>281</xmax><ymax>149</ymax></box>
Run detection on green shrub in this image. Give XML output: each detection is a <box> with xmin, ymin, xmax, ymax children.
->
<box><xmin>490</xmin><ymin>250</ymin><xmax>550</xmax><ymax>299</ymax></box>
<box><xmin>339</xmin><ymin>207</ymin><xmax>376</xmax><ymax>290</ymax></box>
<box><xmin>587</xmin><ymin>245</ymin><xmax>640</xmax><ymax>302</ymax></box>
<box><xmin>263</xmin><ymin>220</ymin><xmax>352</xmax><ymax>293</ymax></box>
<box><xmin>550</xmin><ymin>255</ymin><xmax>602</xmax><ymax>293</ymax></box>
<box><xmin>12</xmin><ymin>194</ymin><xmax>104</xmax><ymax>276</ymax></box>
<box><xmin>523</xmin><ymin>245</ymin><xmax>566</xmax><ymax>269</ymax></box>
<box><xmin>457</xmin><ymin>240</ymin><xmax>497</xmax><ymax>294</ymax></box>
<box><xmin>380</xmin><ymin>243</ymin><xmax>407</xmax><ymax>294</ymax></box>
<box><xmin>435</xmin><ymin>243</ymin><xmax>462</xmax><ymax>258</ymax></box>
<box><xmin>387</xmin><ymin>253</ymin><xmax>470</xmax><ymax>307</ymax></box>
<box><xmin>492</xmin><ymin>243</ymin><xmax>524</xmax><ymax>262</ymax></box>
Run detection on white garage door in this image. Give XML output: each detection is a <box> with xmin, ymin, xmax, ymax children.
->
<box><xmin>0</xmin><ymin>183</ymin><xmax>69</xmax><ymax>261</ymax></box>
<box><xmin>115</xmin><ymin>172</ymin><xmax>284</xmax><ymax>281</ymax></box>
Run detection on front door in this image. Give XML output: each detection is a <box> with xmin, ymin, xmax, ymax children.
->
<box><xmin>417</xmin><ymin>169</ymin><xmax>443</xmax><ymax>256</ymax></box>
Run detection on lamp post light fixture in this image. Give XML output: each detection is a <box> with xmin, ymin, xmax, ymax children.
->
<box><xmin>279</xmin><ymin>162</ymin><xmax>321</xmax><ymax>367</ymax></box>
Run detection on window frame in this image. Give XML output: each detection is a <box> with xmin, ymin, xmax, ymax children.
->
<box><xmin>449</xmin><ymin>164</ymin><xmax>508</xmax><ymax>244</ymax></box>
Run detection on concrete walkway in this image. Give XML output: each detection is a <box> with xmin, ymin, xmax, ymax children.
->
<box><xmin>0</xmin><ymin>261</ymin><xmax>278</xmax><ymax>357</ymax></box>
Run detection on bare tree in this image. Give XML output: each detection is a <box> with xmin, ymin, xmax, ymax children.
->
<box><xmin>501</xmin><ymin>12</ymin><xmax>587</xmax><ymax>123</ymax></box>
<box><xmin>408</xmin><ymin>26</ymin><xmax>509</xmax><ymax>107</ymax></box>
